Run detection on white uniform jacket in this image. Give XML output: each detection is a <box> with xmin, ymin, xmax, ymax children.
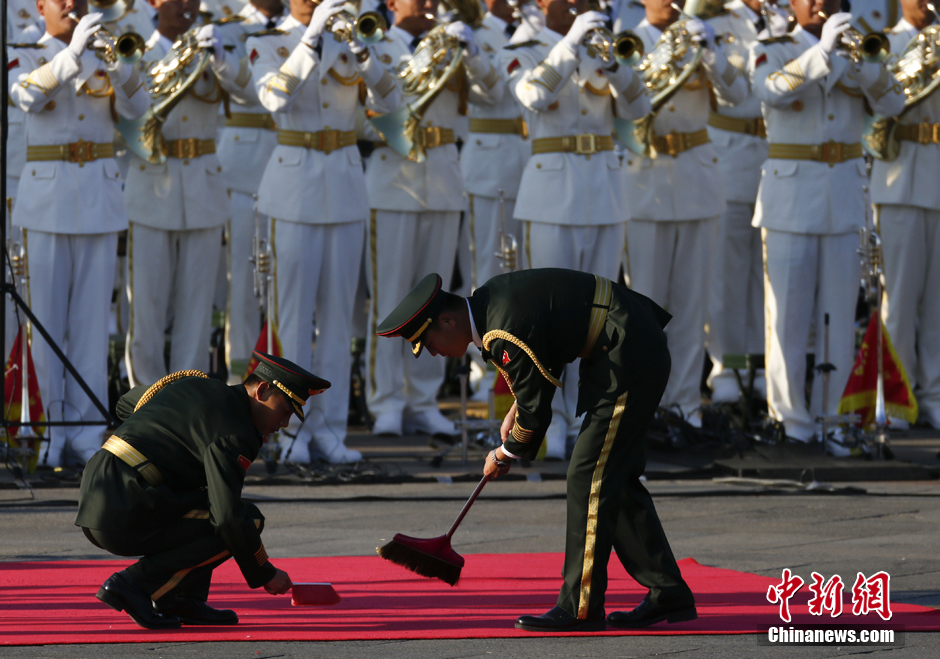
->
<box><xmin>7</xmin><ymin>0</ymin><xmax>42</xmax><ymax>39</ymax></box>
<box><xmin>124</xmin><ymin>30</ymin><xmax>244</xmax><ymax>230</ymax></box>
<box><xmin>623</xmin><ymin>19</ymin><xmax>748</xmax><ymax>222</ymax></box>
<box><xmin>707</xmin><ymin>0</ymin><xmax>768</xmax><ymax>204</ymax></box>
<box><xmin>851</xmin><ymin>0</ymin><xmax>901</xmax><ymax>34</ymax></box>
<box><xmin>870</xmin><ymin>19</ymin><xmax>940</xmax><ymax>211</ymax></box>
<box><xmin>507</xmin><ymin>28</ymin><xmax>650</xmax><ymax>225</ymax></box>
<box><xmin>750</xmin><ymin>25</ymin><xmax>905</xmax><ymax>234</ymax></box>
<box><xmin>202</xmin><ymin>0</ymin><xmax>250</xmax><ymax>22</ymax></box>
<box><xmin>250</xmin><ymin>15</ymin><xmax>401</xmax><ymax>223</ymax></box>
<box><xmin>364</xmin><ymin>25</ymin><xmax>498</xmax><ymax>213</ymax></box>
<box><xmin>460</xmin><ymin>13</ymin><xmax>529</xmax><ymax>200</ymax></box>
<box><xmin>216</xmin><ymin>3</ymin><xmax>280</xmax><ymax>196</ymax></box>
<box><xmin>9</xmin><ymin>34</ymin><xmax>149</xmax><ymax>234</ymax></box>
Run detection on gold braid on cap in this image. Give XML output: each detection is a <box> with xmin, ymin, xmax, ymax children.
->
<box><xmin>272</xmin><ymin>379</ymin><xmax>306</xmax><ymax>405</ymax></box>
<box><xmin>405</xmin><ymin>318</ymin><xmax>433</xmax><ymax>343</ymax></box>
<box><xmin>134</xmin><ymin>370</ymin><xmax>209</xmax><ymax>412</ymax></box>
<box><xmin>482</xmin><ymin>330</ymin><xmax>562</xmax><ymax>388</ymax></box>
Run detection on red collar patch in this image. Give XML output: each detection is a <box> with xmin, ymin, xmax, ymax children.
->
<box><xmin>250</xmin><ymin>48</ymin><xmax>259</xmax><ymax>64</ymax></box>
<box><xmin>507</xmin><ymin>58</ymin><xmax>520</xmax><ymax>75</ymax></box>
<box><xmin>502</xmin><ymin>350</ymin><xmax>511</xmax><ymax>365</ymax></box>
<box><xmin>237</xmin><ymin>455</ymin><xmax>252</xmax><ymax>471</ymax></box>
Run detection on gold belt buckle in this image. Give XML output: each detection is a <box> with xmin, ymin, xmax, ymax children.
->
<box><xmin>918</xmin><ymin>121</ymin><xmax>937</xmax><ymax>145</ymax></box>
<box><xmin>319</xmin><ymin>130</ymin><xmax>339</xmax><ymax>154</ymax></box>
<box><xmin>424</xmin><ymin>126</ymin><xmax>442</xmax><ymax>149</ymax></box>
<box><xmin>661</xmin><ymin>131</ymin><xmax>683</xmax><ymax>158</ymax></box>
<box><xmin>820</xmin><ymin>140</ymin><xmax>842</xmax><ymax>164</ymax></box>
<box><xmin>574</xmin><ymin>133</ymin><xmax>597</xmax><ymax>155</ymax></box>
<box><xmin>69</xmin><ymin>139</ymin><xmax>94</xmax><ymax>164</ymax></box>
<box><xmin>517</xmin><ymin>116</ymin><xmax>529</xmax><ymax>139</ymax></box>
<box><xmin>179</xmin><ymin>138</ymin><xmax>198</xmax><ymax>159</ymax></box>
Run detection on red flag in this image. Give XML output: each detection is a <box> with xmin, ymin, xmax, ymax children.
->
<box><xmin>243</xmin><ymin>322</ymin><xmax>283</xmax><ymax>380</ymax></box>
<box><xmin>838</xmin><ymin>311</ymin><xmax>918</xmax><ymax>427</ymax></box>
<box><xmin>3</xmin><ymin>325</ymin><xmax>46</xmax><ymax>473</ymax></box>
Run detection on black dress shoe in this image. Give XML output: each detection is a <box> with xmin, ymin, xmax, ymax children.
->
<box><xmin>515</xmin><ymin>606</ymin><xmax>606</xmax><ymax>632</ymax></box>
<box><xmin>96</xmin><ymin>572</ymin><xmax>181</xmax><ymax>630</ymax></box>
<box><xmin>155</xmin><ymin>596</ymin><xmax>239</xmax><ymax>625</ymax></box>
<box><xmin>607</xmin><ymin>597</ymin><xmax>697</xmax><ymax>629</ymax></box>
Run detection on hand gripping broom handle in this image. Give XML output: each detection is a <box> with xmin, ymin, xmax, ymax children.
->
<box><xmin>445</xmin><ymin>476</ymin><xmax>488</xmax><ymax>540</ymax></box>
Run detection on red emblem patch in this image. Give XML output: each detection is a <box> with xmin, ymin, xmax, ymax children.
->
<box><xmin>8</xmin><ymin>58</ymin><xmax>19</xmax><ymax>71</ymax></box>
<box><xmin>237</xmin><ymin>455</ymin><xmax>252</xmax><ymax>471</ymax></box>
<box><xmin>507</xmin><ymin>58</ymin><xmax>520</xmax><ymax>74</ymax></box>
<box><xmin>596</xmin><ymin>68</ymin><xmax>604</xmax><ymax>77</ymax></box>
<box><xmin>755</xmin><ymin>53</ymin><xmax>767</xmax><ymax>68</ymax></box>
<box><xmin>340</xmin><ymin>53</ymin><xmax>348</xmax><ymax>63</ymax></box>
<box><xmin>250</xmin><ymin>48</ymin><xmax>259</xmax><ymax>64</ymax></box>
<box><xmin>502</xmin><ymin>350</ymin><xmax>511</xmax><ymax>365</ymax></box>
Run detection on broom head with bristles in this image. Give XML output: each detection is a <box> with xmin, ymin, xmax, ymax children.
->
<box><xmin>291</xmin><ymin>582</ymin><xmax>342</xmax><ymax>606</ymax></box>
<box><xmin>377</xmin><ymin>533</ymin><xmax>465</xmax><ymax>586</ymax></box>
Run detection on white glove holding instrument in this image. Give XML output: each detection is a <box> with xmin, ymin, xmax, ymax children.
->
<box><xmin>68</xmin><ymin>12</ymin><xmax>103</xmax><ymax>58</ymax></box>
<box><xmin>685</xmin><ymin>18</ymin><xmax>715</xmax><ymax>49</ymax></box>
<box><xmin>302</xmin><ymin>0</ymin><xmax>347</xmax><ymax>48</ymax></box>
<box><xmin>445</xmin><ymin>21</ymin><xmax>479</xmax><ymax>57</ymax></box>
<box><xmin>819</xmin><ymin>12</ymin><xmax>852</xmax><ymax>57</ymax></box>
<box><xmin>196</xmin><ymin>24</ymin><xmax>226</xmax><ymax>68</ymax></box>
<box><xmin>561</xmin><ymin>10</ymin><xmax>606</xmax><ymax>56</ymax></box>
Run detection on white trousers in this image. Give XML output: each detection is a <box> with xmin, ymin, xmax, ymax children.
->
<box><xmin>25</xmin><ymin>230</ymin><xmax>117</xmax><ymax>460</ymax></box>
<box><xmin>879</xmin><ymin>204</ymin><xmax>940</xmax><ymax>426</ymax></box>
<box><xmin>273</xmin><ymin>219</ymin><xmax>364</xmax><ymax>444</ymax></box>
<box><xmin>708</xmin><ymin>202</ymin><xmax>764</xmax><ymax>389</ymax></box>
<box><xmin>465</xmin><ymin>194</ymin><xmax>522</xmax><ymax>290</ymax></box>
<box><xmin>526</xmin><ymin>221</ymin><xmax>626</xmax><ymax>435</ymax></box>
<box><xmin>762</xmin><ymin>229</ymin><xmax>860</xmax><ymax>441</ymax></box>
<box><xmin>226</xmin><ymin>190</ymin><xmax>266</xmax><ymax>378</ymax></box>
<box><xmin>366</xmin><ymin>210</ymin><xmax>460</xmax><ymax>417</ymax></box>
<box><xmin>628</xmin><ymin>218</ymin><xmax>718</xmax><ymax>417</ymax></box>
<box><xmin>125</xmin><ymin>223</ymin><xmax>223</xmax><ymax>386</ymax></box>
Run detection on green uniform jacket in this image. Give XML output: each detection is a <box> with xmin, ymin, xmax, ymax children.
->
<box><xmin>469</xmin><ymin>269</ymin><xmax>671</xmax><ymax>460</ymax></box>
<box><xmin>75</xmin><ymin>378</ymin><xmax>276</xmax><ymax>588</ymax></box>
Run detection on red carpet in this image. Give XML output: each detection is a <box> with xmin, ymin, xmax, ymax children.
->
<box><xmin>1</xmin><ymin>555</ymin><xmax>938</xmax><ymax>645</ymax></box>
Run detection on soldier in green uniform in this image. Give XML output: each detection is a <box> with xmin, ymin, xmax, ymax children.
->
<box><xmin>75</xmin><ymin>352</ymin><xmax>329</xmax><ymax>629</ymax></box>
<box><xmin>377</xmin><ymin>268</ymin><xmax>696</xmax><ymax>632</ymax></box>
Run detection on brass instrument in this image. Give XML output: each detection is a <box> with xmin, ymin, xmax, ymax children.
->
<box><xmin>494</xmin><ymin>189</ymin><xmax>519</xmax><ymax>272</ymax></box>
<box><xmin>368</xmin><ymin>0</ymin><xmax>483</xmax><ymax>162</ymax></box>
<box><xmin>67</xmin><ymin>0</ymin><xmax>145</xmax><ymax>66</ymax></box>
<box><xmin>863</xmin><ymin>4</ymin><xmax>940</xmax><ymax>160</ymax></box>
<box><xmin>615</xmin><ymin>1</ymin><xmax>707</xmax><ymax>157</ymax></box>
<box><xmin>817</xmin><ymin>11</ymin><xmax>890</xmax><ymax>63</ymax></box>
<box><xmin>571</xmin><ymin>1</ymin><xmax>644</xmax><ymax>66</ymax></box>
<box><xmin>117</xmin><ymin>28</ymin><xmax>212</xmax><ymax>163</ymax></box>
<box><xmin>317</xmin><ymin>0</ymin><xmax>387</xmax><ymax>45</ymax></box>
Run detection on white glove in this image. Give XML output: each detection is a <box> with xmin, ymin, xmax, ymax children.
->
<box><xmin>347</xmin><ymin>36</ymin><xmax>367</xmax><ymax>55</ymax></box>
<box><xmin>445</xmin><ymin>21</ymin><xmax>479</xmax><ymax>58</ymax></box>
<box><xmin>854</xmin><ymin>59</ymin><xmax>883</xmax><ymax>87</ymax></box>
<box><xmin>767</xmin><ymin>8</ymin><xmax>790</xmax><ymax>37</ymax></box>
<box><xmin>561</xmin><ymin>11</ymin><xmax>607</xmax><ymax>56</ymax></box>
<box><xmin>68</xmin><ymin>12</ymin><xmax>103</xmax><ymax>59</ymax></box>
<box><xmin>685</xmin><ymin>18</ymin><xmax>715</xmax><ymax>49</ymax></box>
<box><xmin>196</xmin><ymin>24</ymin><xmax>226</xmax><ymax>68</ymax></box>
<box><xmin>819</xmin><ymin>12</ymin><xmax>852</xmax><ymax>57</ymax></box>
<box><xmin>519</xmin><ymin>2</ymin><xmax>545</xmax><ymax>35</ymax></box>
<box><xmin>302</xmin><ymin>0</ymin><xmax>347</xmax><ymax>48</ymax></box>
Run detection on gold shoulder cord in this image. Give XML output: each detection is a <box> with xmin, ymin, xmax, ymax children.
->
<box><xmin>482</xmin><ymin>330</ymin><xmax>562</xmax><ymax>388</ymax></box>
<box><xmin>134</xmin><ymin>369</ymin><xmax>209</xmax><ymax>412</ymax></box>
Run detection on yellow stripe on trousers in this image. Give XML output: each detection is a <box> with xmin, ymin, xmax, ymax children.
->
<box><xmin>578</xmin><ymin>390</ymin><xmax>629</xmax><ymax>619</ymax></box>
<box><xmin>150</xmin><ymin>550</ymin><xmax>230</xmax><ymax>601</ymax></box>
<box><xmin>368</xmin><ymin>209</ymin><xmax>379</xmax><ymax>392</ymax></box>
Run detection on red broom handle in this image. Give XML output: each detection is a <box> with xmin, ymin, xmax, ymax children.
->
<box><xmin>444</xmin><ymin>476</ymin><xmax>488</xmax><ymax>540</ymax></box>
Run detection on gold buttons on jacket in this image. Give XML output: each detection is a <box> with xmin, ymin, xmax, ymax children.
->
<box><xmin>321</xmin><ymin>78</ymin><xmax>328</xmax><ymax>85</ymax></box>
<box><xmin>791</xmin><ymin>100</ymin><xmax>803</xmax><ymax>111</ymax></box>
<box><xmin>828</xmin><ymin>114</ymin><xmax>834</xmax><ymax>120</ymax></box>
<box><xmin>78</xmin><ymin>114</ymin><xmax>84</xmax><ymax>120</ymax></box>
<box><xmin>181</xmin><ymin>115</ymin><xmax>188</xmax><ymax>122</ymax></box>
<box><xmin>323</xmin><ymin>102</ymin><xmax>329</xmax><ymax>108</ymax></box>
<box><xmin>183</xmin><ymin>160</ymin><xmax>189</xmax><ymax>166</ymax></box>
<box><xmin>536</xmin><ymin>163</ymin><xmax>541</xmax><ymax>169</ymax></box>
<box><xmin>44</xmin><ymin>101</ymin><xmax>55</xmax><ymax>111</ymax></box>
<box><xmin>140</xmin><ymin>164</ymin><xmax>145</xmax><ymax>170</ymax></box>
<box><xmin>581</xmin><ymin>109</ymin><xmax>587</xmax><ymax>115</ymax></box>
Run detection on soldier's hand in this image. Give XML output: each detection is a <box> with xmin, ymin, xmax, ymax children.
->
<box><xmin>561</xmin><ymin>11</ymin><xmax>606</xmax><ymax>55</ymax></box>
<box><xmin>819</xmin><ymin>12</ymin><xmax>852</xmax><ymax>57</ymax></box>
<box><xmin>68</xmin><ymin>12</ymin><xmax>103</xmax><ymax>58</ymax></box>
<box><xmin>445</xmin><ymin>21</ymin><xmax>479</xmax><ymax>57</ymax></box>
<box><xmin>484</xmin><ymin>448</ymin><xmax>512</xmax><ymax>480</ymax></box>
<box><xmin>264</xmin><ymin>568</ymin><xmax>293</xmax><ymax>595</ymax></box>
<box><xmin>303</xmin><ymin>0</ymin><xmax>347</xmax><ymax>47</ymax></box>
<box><xmin>500</xmin><ymin>401</ymin><xmax>517</xmax><ymax>442</ymax></box>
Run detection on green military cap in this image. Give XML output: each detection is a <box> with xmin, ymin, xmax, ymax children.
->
<box><xmin>376</xmin><ymin>273</ymin><xmax>446</xmax><ymax>358</ymax></box>
<box><xmin>251</xmin><ymin>351</ymin><xmax>330</xmax><ymax>421</ymax></box>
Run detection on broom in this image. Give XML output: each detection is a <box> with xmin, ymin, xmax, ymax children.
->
<box><xmin>376</xmin><ymin>475</ymin><xmax>488</xmax><ymax>586</ymax></box>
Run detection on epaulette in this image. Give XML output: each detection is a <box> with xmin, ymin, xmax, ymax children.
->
<box><xmin>246</xmin><ymin>28</ymin><xmax>287</xmax><ymax>37</ymax></box>
<box><xmin>8</xmin><ymin>42</ymin><xmax>45</xmax><ymax>49</ymax></box>
<box><xmin>759</xmin><ymin>35</ymin><xmax>796</xmax><ymax>44</ymax></box>
<box><xmin>504</xmin><ymin>40</ymin><xmax>543</xmax><ymax>50</ymax></box>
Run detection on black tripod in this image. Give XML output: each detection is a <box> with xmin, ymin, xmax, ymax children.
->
<box><xmin>1</xmin><ymin>5</ymin><xmax>117</xmax><ymax>473</ymax></box>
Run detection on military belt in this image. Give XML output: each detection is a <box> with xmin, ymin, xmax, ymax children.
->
<box><xmin>468</xmin><ymin>116</ymin><xmax>528</xmax><ymax>138</ymax></box>
<box><xmin>896</xmin><ymin>121</ymin><xmax>940</xmax><ymax>145</ymax></box>
<box><xmin>27</xmin><ymin>140</ymin><xmax>114</xmax><ymax>164</ymax></box>
<box><xmin>650</xmin><ymin>128</ymin><xmax>711</xmax><ymax>158</ymax></box>
<box><xmin>225</xmin><ymin>112</ymin><xmax>277</xmax><ymax>131</ymax></box>
<box><xmin>767</xmin><ymin>141</ymin><xmax>862</xmax><ymax>166</ymax></box>
<box><xmin>414</xmin><ymin>126</ymin><xmax>455</xmax><ymax>149</ymax></box>
<box><xmin>163</xmin><ymin>138</ymin><xmax>216</xmax><ymax>159</ymax></box>
<box><xmin>707</xmin><ymin>112</ymin><xmax>766</xmax><ymax>138</ymax></box>
<box><xmin>531</xmin><ymin>133</ymin><xmax>614</xmax><ymax>156</ymax></box>
<box><xmin>278</xmin><ymin>128</ymin><xmax>357</xmax><ymax>154</ymax></box>
<box><xmin>579</xmin><ymin>275</ymin><xmax>613</xmax><ymax>359</ymax></box>
<box><xmin>102</xmin><ymin>435</ymin><xmax>165</xmax><ymax>487</ymax></box>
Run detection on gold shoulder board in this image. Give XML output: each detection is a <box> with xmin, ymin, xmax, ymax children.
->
<box><xmin>759</xmin><ymin>35</ymin><xmax>796</xmax><ymax>44</ymax></box>
<box><xmin>247</xmin><ymin>28</ymin><xmax>287</xmax><ymax>37</ymax></box>
<box><xmin>504</xmin><ymin>40</ymin><xmax>543</xmax><ymax>51</ymax></box>
<box><xmin>8</xmin><ymin>43</ymin><xmax>46</xmax><ymax>49</ymax></box>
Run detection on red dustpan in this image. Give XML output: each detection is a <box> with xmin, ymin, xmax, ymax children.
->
<box><xmin>377</xmin><ymin>476</ymin><xmax>487</xmax><ymax>586</ymax></box>
<box><xmin>291</xmin><ymin>583</ymin><xmax>341</xmax><ymax>606</ymax></box>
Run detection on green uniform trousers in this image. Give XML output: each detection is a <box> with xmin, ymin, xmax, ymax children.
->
<box><xmin>556</xmin><ymin>349</ymin><xmax>693</xmax><ymax>619</ymax></box>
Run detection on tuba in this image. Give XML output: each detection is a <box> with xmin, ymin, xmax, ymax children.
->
<box><xmin>615</xmin><ymin>1</ymin><xmax>708</xmax><ymax>158</ymax></box>
<box><xmin>367</xmin><ymin>0</ymin><xmax>483</xmax><ymax>162</ymax></box>
<box><xmin>864</xmin><ymin>6</ymin><xmax>940</xmax><ymax>161</ymax></box>
<box><xmin>68</xmin><ymin>0</ymin><xmax>146</xmax><ymax>67</ymax></box>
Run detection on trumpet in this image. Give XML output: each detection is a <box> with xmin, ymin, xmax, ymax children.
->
<box><xmin>817</xmin><ymin>11</ymin><xmax>890</xmax><ymax>63</ymax></box>
<box><xmin>318</xmin><ymin>0</ymin><xmax>388</xmax><ymax>46</ymax></box>
<box><xmin>568</xmin><ymin>1</ymin><xmax>644</xmax><ymax>66</ymax></box>
<box><xmin>67</xmin><ymin>0</ymin><xmax>146</xmax><ymax>66</ymax></box>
